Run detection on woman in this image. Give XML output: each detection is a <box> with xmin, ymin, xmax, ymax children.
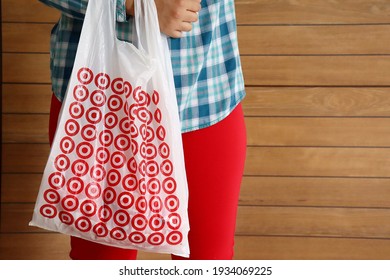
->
<box><xmin>41</xmin><ymin>0</ymin><xmax>246</xmax><ymax>260</ymax></box>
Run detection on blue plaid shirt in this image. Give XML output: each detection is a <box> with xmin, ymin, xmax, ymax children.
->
<box><xmin>40</xmin><ymin>0</ymin><xmax>246</xmax><ymax>133</ymax></box>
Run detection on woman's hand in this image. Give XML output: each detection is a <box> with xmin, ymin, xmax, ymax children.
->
<box><xmin>126</xmin><ymin>0</ymin><xmax>202</xmax><ymax>38</ymax></box>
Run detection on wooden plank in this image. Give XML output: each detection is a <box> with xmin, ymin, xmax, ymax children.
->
<box><xmin>2</xmin><ymin>84</ymin><xmax>52</xmax><ymax>114</ymax></box>
<box><xmin>3</xmin><ymin>203</ymin><xmax>390</xmax><ymax>239</ymax></box>
<box><xmin>2</xmin><ymin>0</ymin><xmax>60</xmax><ymax>23</ymax></box>
<box><xmin>2</xmin><ymin>114</ymin><xmax>49</xmax><ymax>143</ymax></box>
<box><xmin>236</xmin><ymin>206</ymin><xmax>390</xmax><ymax>238</ymax></box>
<box><xmin>5</xmin><ymin>54</ymin><xmax>390</xmax><ymax>86</ymax></box>
<box><xmin>3</xmin><ymin>54</ymin><xmax>50</xmax><ymax>84</ymax></box>
<box><xmin>238</xmin><ymin>25</ymin><xmax>390</xmax><ymax>55</ymax></box>
<box><xmin>234</xmin><ymin>236</ymin><xmax>390</xmax><ymax>260</ymax></box>
<box><xmin>2</xmin><ymin>144</ymin><xmax>50</xmax><ymax>173</ymax></box>
<box><xmin>4</xmin><ymin>85</ymin><xmax>390</xmax><ymax>117</ymax></box>
<box><xmin>240</xmin><ymin>177</ymin><xmax>390</xmax><ymax>208</ymax></box>
<box><xmin>241</xmin><ymin>56</ymin><xmax>390</xmax><ymax>86</ymax></box>
<box><xmin>1</xmin><ymin>233</ymin><xmax>389</xmax><ymax>260</ymax></box>
<box><xmin>2</xmin><ymin>23</ymin><xmax>52</xmax><ymax>53</ymax></box>
<box><xmin>5</xmin><ymin>23</ymin><xmax>390</xmax><ymax>55</ymax></box>
<box><xmin>4</xmin><ymin>0</ymin><xmax>390</xmax><ymax>25</ymax></box>
<box><xmin>6</xmin><ymin>114</ymin><xmax>390</xmax><ymax>147</ymax></box>
<box><xmin>235</xmin><ymin>0</ymin><xmax>390</xmax><ymax>25</ymax></box>
<box><xmin>242</xmin><ymin>87</ymin><xmax>390</xmax><ymax>117</ymax></box>
<box><xmin>246</xmin><ymin>117</ymin><xmax>390</xmax><ymax>147</ymax></box>
<box><xmin>3</xmin><ymin>174</ymin><xmax>390</xmax><ymax>208</ymax></box>
<box><xmin>1</xmin><ymin>174</ymin><xmax>42</xmax><ymax>203</ymax></box>
<box><xmin>5</xmin><ymin>144</ymin><xmax>390</xmax><ymax>177</ymax></box>
<box><xmin>244</xmin><ymin>147</ymin><xmax>390</xmax><ymax>177</ymax></box>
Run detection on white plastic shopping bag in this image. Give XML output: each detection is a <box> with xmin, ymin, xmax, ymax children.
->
<box><xmin>30</xmin><ymin>0</ymin><xmax>190</xmax><ymax>257</ymax></box>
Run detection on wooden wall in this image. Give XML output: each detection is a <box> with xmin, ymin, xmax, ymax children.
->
<box><xmin>2</xmin><ymin>0</ymin><xmax>390</xmax><ymax>260</ymax></box>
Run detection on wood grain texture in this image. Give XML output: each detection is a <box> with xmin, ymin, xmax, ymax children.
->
<box><xmin>6</xmin><ymin>114</ymin><xmax>390</xmax><ymax>147</ymax></box>
<box><xmin>4</xmin><ymin>0</ymin><xmax>390</xmax><ymax>25</ymax></box>
<box><xmin>5</xmin><ymin>23</ymin><xmax>390</xmax><ymax>55</ymax></box>
<box><xmin>241</xmin><ymin>56</ymin><xmax>390</xmax><ymax>86</ymax></box>
<box><xmin>242</xmin><ymin>87</ymin><xmax>390</xmax><ymax>117</ymax></box>
<box><xmin>1</xmin><ymin>233</ymin><xmax>389</xmax><ymax>260</ymax></box>
<box><xmin>235</xmin><ymin>0</ymin><xmax>390</xmax><ymax>25</ymax></box>
<box><xmin>3</xmin><ymin>203</ymin><xmax>390</xmax><ymax>239</ymax></box>
<box><xmin>2</xmin><ymin>84</ymin><xmax>52</xmax><ymax>114</ymax></box>
<box><xmin>6</xmin><ymin>54</ymin><xmax>390</xmax><ymax>86</ymax></box>
<box><xmin>4</xmin><ymin>174</ymin><xmax>390</xmax><ymax>208</ymax></box>
<box><xmin>245</xmin><ymin>147</ymin><xmax>390</xmax><ymax>177</ymax></box>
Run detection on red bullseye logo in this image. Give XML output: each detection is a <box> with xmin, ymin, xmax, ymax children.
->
<box><xmin>149</xmin><ymin>196</ymin><xmax>163</xmax><ymax>213</ymax></box>
<box><xmin>138</xmin><ymin>178</ymin><xmax>147</xmax><ymax>195</ymax></box>
<box><xmin>108</xmin><ymin>95</ymin><xmax>123</xmax><ymax>112</ymax></box>
<box><xmin>112</xmin><ymin>78</ymin><xmax>124</xmax><ymax>95</ymax></box>
<box><xmin>80</xmin><ymin>200</ymin><xmax>97</xmax><ymax>217</ymax></box>
<box><xmin>76</xmin><ymin>142</ymin><xmax>94</xmax><ymax>159</ymax></box>
<box><xmin>40</xmin><ymin>204</ymin><xmax>57</xmax><ymax>219</ymax></box>
<box><xmin>104</xmin><ymin>112</ymin><xmax>119</xmax><ymax>129</ymax></box>
<box><xmin>48</xmin><ymin>172</ymin><xmax>66</xmax><ymax>190</ymax></box>
<box><xmin>159</xmin><ymin>143</ymin><xmax>170</xmax><ymax>159</ymax></box>
<box><xmin>135</xmin><ymin>196</ymin><xmax>147</xmax><ymax>213</ymax></box>
<box><xmin>156</xmin><ymin>126</ymin><xmax>166</xmax><ymax>141</ymax></box>
<box><xmin>154</xmin><ymin>108</ymin><xmax>162</xmax><ymax>123</ymax></box>
<box><xmin>60</xmin><ymin>136</ymin><xmax>75</xmax><ymax>154</ymax></box>
<box><xmin>133</xmin><ymin>88</ymin><xmax>151</xmax><ymax>106</ymax></box>
<box><xmin>90</xmin><ymin>164</ymin><xmax>106</xmax><ymax>182</ymax></box>
<box><xmin>111</xmin><ymin>151</ymin><xmax>126</xmax><ymax>168</ymax></box>
<box><xmin>54</xmin><ymin>154</ymin><xmax>70</xmax><ymax>171</ymax></box>
<box><xmin>166</xmin><ymin>231</ymin><xmax>183</xmax><ymax>245</ymax></box>
<box><xmin>98</xmin><ymin>205</ymin><xmax>113</xmax><ymax>222</ymax></box>
<box><xmin>71</xmin><ymin>159</ymin><xmax>89</xmax><ymax>177</ymax></box>
<box><xmin>66</xmin><ymin>177</ymin><xmax>84</xmax><ymax>195</ymax></box>
<box><xmin>95</xmin><ymin>73</ymin><xmax>110</xmax><ymax>90</ymax></box>
<box><xmin>118</xmin><ymin>192</ymin><xmax>134</xmax><ymax>209</ymax></box>
<box><xmin>124</xmin><ymin>81</ymin><xmax>133</xmax><ymax>98</ymax></box>
<box><xmin>136</xmin><ymin>107</ymin><xmax>153</xmax><ymax>124</ymax></box>
<box><xmin>119</xmin><ymin>118</ymin><xmax>130</xmax><ymax>134</ymax></box>
<box><xmin>73</xmin><ymin>85</ymin><xmax>89</xmax><ymax>102</ymax></box>
<box><xmin>99</xmin><ymin>130</ymin><xmax>113</xmax><ymax>146</ymax></box>
<box><xmin>140</xmin><ymin>124</ymin><xmax>155</xmax><ymax>142</ymax></box>
<box><xmin>167</xmin><ymin>213</ymin><xmax>181</xmax><ymax>230</ymax></box>
<box><xmin>95</xmin><ymin>147</ymin><xmax>110</xmax><ymax>164</ymax></box>
<box><xmin>122</xmin><ymin>174</ymin><xmax>138</xmax><ymax>191</ymax></box>
<box><xmin>65</xmin><ymin>119</ymin><xmax>80</xmax><ymax>136</ymax></box>
<box><xmin>127</xmin><ymin>157</ymin><xmax>137</xmax><ymax>173</ymax></box>
<box><xmin>129</xmin><ymin>121</ymin><xmax>139</xmax><ymax>138</ymax></box>
<box><xmin>103</xmin><ymin>187</ymin><xmax>117</xmax><ymax>204</ymax></box>
<box><xmin>140</xmin><ymin>143</ymin><xmax>157</xmax><ymax>160</ymax></box>
<box><xmin>114</xmin><ymin>134</ymin><xmax>131</xmax><ymax>151</ymax></box>
<box><xmin>44</xmin><ymin>189</ymin><xmax>60</xmax><ymax>204</ymax></box>
<box><xmin>85</xmin><ymin>182</ymin><xmax>102</xmax><ymax>199</ymax></box>
<box><xmin>90</xmin><ymin>90</ymin><xmax>106</xmax><ymax>107</ymax></box>
<box><xmin>147</xmin><ymin>232</ymin><xmax>164</xmax><ymax>245</ymax></box>
<box><xmin>147</xmin><ymin>178</ymin><xmax>161</xmax><ymax>195</ymax></box>
<box><xmin>161</xmin><ymin>160</ymin><xmax>173</xmax><ymax>176</ymax></box>
<box><xmin>129</xmin><ymin>232</ymin><xmax>146</xmax><ymax>244</ymax></box>
<box><xmin>131</xmin><ymin>214</ymin><xmax>147</xmax><ymax>230</ymax></box>
<box><xmin>152</xmin><ymin>90</ymin><xmax>160</xmax><ymax>105</ymax></box>
<box><xmin>107</xmin><ymin>169</ymin><xmax>121</xmax><ymax>187</ymax></box>
<box><xmin>93</xmin><ymin>222</ymin><xmax>109</xmax><ymax>237</ymax></box>
<box><xmin>149</xmin><ymin>214</ymin><xmax>165</xmax><ymax>231</ymax></box>
<box><xmin>114</xmin><ymin>209</ymin><xmax>130</xmax><ymax>226</ymax></box>
<box><xmin>128</xmin><ymin>104</ymin><xmax>138</xmax><ymax>120</ymax></box>
<box><xmin>165</xmin><ymin>195</ymin><xmax>180</xmax><ymax>212</ymax></box>
<box><xmin>110</xmin><ymin>227</ymin><xmax>127</xmax><ymax>241</ymax></box>
<box><xmin>75</xmin><ymin>216</ymin><xmax>92</xmax><ymax>232</ymax></box>
<box><xmin>77</xmin><ymin>68</ymin><xmax>93</xmax><ymax>85</ymax></box>
<box><xmin>163</xmin><ymin>177</ymin><xmax>177</xmax><ymax>194</ymax></box>
<box><xmin>81</xmin><ymin>124</ymin><xmax>97</xmax><ymax>141</ymax></box>
<box><xmin>59</xmin><ymin>211</ymin><xmax>74</xmax><ymax>225</ymax></box>
<box><xmin>146</xmin><ymin>161</ymin><xmax>159</xmax><ymax>177</ymax></box>
<box><xmin>61</xmin><ymin>195</ymin><xmax>79</xmax><ymax>211</ymax></box>
<box><xmin>69</xmin><ymin>102</ymin><xmax>84</xmax><ymax>119</ymax></box>
<box><xmin>86</xmin><ymin>107</ymin><xmax>102</xmax><ymax>124</ymax></box>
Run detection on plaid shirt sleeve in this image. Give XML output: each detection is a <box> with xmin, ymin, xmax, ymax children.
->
<box><xmin>39</xmin><ymin>0</ymin><xmax>128</xmax><ymax>22</ymax></box>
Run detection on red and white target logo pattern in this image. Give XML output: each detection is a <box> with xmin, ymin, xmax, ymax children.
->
<box><xmin>41</xmin><ymin>67</ymin><xmax>183</xmax><ymax>247</ymax></box>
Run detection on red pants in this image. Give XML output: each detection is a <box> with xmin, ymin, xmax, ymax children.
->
<box><xmin>49</xmin><ymin>94</ymin><xmax>247</xmax><ymax>260</ymax></box>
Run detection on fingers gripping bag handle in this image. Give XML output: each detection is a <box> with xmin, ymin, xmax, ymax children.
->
<box><xmin>30</xmin><ymin>0</ymin><xmax>190</xmax><ymax>257</ymax></box>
